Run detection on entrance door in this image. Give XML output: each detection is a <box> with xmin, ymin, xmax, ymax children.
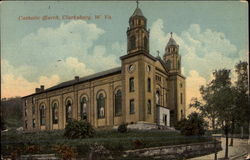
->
<box><xmin>163</xmin><ymin>115</ymin><xmax>167</xmax><ymax>126</ymax></box>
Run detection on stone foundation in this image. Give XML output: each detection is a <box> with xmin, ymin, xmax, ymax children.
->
<box><xmin>123</xmin><ymin>141</ymin><xmax>222</xmax><ymax>159</ymax></box>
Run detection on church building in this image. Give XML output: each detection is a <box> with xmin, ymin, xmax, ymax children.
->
<box><xmin>22</xmin><ymin>4</ymin><xmax>186</xmax><ymax>131</ymax></box>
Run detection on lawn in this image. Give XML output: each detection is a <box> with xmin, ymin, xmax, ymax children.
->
<box><xmin>1</xmin><ymin>129</ymin><xmax>212</xmax><ymax>158</ymax></box>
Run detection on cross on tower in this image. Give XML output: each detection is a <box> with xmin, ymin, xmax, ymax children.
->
<box><xmin>170</xmin><ymin>32</ymin><xmax>173</xmax><ymax>38</ymax></box>
<box><xmin>136</xmin><ymin>0</ymin><xmax>139</xmax><ymax>8</ymax></box>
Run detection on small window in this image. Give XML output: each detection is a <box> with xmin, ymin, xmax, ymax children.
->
<box><xmin>25</xmin><ymin>108</ymin><xmax>27</xmax><ymax>117</ymax></box>
<box><xmin>147</xmin><ymin>100</ymin><xmax>151</xmax><ymax>114</ymax></box>
<box><xmin>25</xmin><ymin>120</ymin><xmax>28</xmax><ymax>129</ymax></box>
<box><xmin>130</xmin><ymin>99</ymin><xmax>135</xmax><ymax>114</ymax></box>
<box><xmin>129</xmin><ymin>77</ymin><xmax>135</xmax><ymax>92</ymax></box>
<box><xmin>130</xmin><ymin>36</ymin><xmax>136</xmax><ymax>50</ymax></box>
<box><xmin>180</xmin><ymin>93</ymin><xmax>183</xmax><ymax>104</ymax></box>
<box><xmin>32</xmin><ymin>119</ymin><xmax>36</xmax><ymax>128</ymax></box>
<box><xmin>144</xmin><ymin>37</ymin><xmax>148</xmax><ymax>49</ymax></box>
<box><xmin>32</xmin><ymin>105</ymin><xmax>35</xmax><ymax>115</ymax></box>
<box><xmin>40</xmin><ymin>105</ymin><xmax>46</xmax><ymax>126</ymax></box>
<box><xmin>166</xmin><ymin>60</ymin><xmax>171</xmax><ymax>69</ymax></box>
<box><xmin>115</xmin><ymin>90</ymin><xmax>122</xmax><ymax>116</ymax></box>
<box><xmin>147</xmin><ymin>78</ymin><xmax>151</xmax><ymax>92</ymax></box>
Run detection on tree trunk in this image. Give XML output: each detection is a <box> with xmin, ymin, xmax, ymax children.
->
<box><xmin>230</xmin><ymin>120</ymin><xmax>234</xmax><ymax>146</ymax></box>
<box><xmin>225</xmin><ymin>124</ymin><xmax>229</xmax><ymax>159</ymax></box>
<box><xmin>241</xmin><ymin>126</ymin><xmax>244</xmax><ymax>138</ymax></box>
<box><xmin>248</xmin><ymin>121</ymin><xmax>250</xmax><ymax>145</ymax></box>
<box><xmin>212</xmin><ymin>118</ymin><xmax>215</xmax><ymax>130</ymax></box>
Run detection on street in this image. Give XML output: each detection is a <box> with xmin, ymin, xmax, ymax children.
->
<box><xmin>188</xmin><ymin>138</ymin><xmax>250</xmax><ymax>160</ymax></box>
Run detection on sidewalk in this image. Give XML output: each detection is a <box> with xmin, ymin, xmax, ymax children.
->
<box><xmin>188</xmin><ymin>138</ymin><xmax>249</xmax><ymax>160</ymax></box>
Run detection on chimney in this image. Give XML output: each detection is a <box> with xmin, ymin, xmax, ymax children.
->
<box><xmin>75</xmin><ymin>76</ymin><xmax>79</xmax><ymax>82</ymax></box>
<box><xmin>35</xmin><ymin>88</ymin><xmax>41</xmax><ymax>93</ymax></box>
<box><xmin>40</xmin><ymin>85</ymin><xmax>45</xmax><ymax>91</ymax></box>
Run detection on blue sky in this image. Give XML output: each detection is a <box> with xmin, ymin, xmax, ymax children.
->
<box><xmin>1</xmin><ymin>1</ymin><xmax>248</xmax><ymax>103</ymax></box>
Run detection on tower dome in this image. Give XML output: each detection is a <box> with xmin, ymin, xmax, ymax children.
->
<box><xmin>167</xmin><ymin>37</ymin><xmax>178</xmax><ymax>46</ymax></box>
<box><xmin>131</xmin><ymin>7</ymin><xmax>144</xmax><ymax>17</ymax></box>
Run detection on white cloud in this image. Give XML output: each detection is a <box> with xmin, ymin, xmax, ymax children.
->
<box><xmin>185</xmin><ymin>70</ymin><xmax>207</xmax><ymax>115</ymax></box>
<box><xmin>1</xmin><ymin>73</ymin><xmax>60</xmax><ymax>98</ymax></box>
<box><xmin>150</xmin><ymin>19</ymin><xmax>247</xmax><ymax>79</ymax></box>
<box><xmin>1</xmin><ymin>58</ymin><xmax>94</xmax><ymax>98</ymax></box>
<box><xmin>46</xmin><ymin>57</ymin><xmax>95</xmax><ymax>81</ymax></box>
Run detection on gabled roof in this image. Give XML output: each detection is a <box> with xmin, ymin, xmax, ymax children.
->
<box><xmin>155</xmin><ymin>56</ymin><xmax>169</xmax><ymax>72</ymax></box>
<box><xmin>23</xmin><ymin>67</ymin><xmax>121</xmax><ymax>98</ymax></box>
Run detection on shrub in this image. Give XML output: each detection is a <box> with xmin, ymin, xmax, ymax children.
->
<box><xmin>53</xmin><ymin>145</ymin><xmax>77</xmax><ymax>160</ymax></box>
<box><xmin>118</xmin><ymin>123</ymin><xmax>128</xmax><ymax>133</ymax></box>
<box><xmin>174</xmin><ymin>118</ymin><xmax>188</xmax><ymax>131</ymax></box>
<box><xmin>177</xmin><ymin>112</ymin><xmax>207</xmax><ymax>136</ymax></box>
<box><xmin>132</xmin><ymin>139</ymin><xmax>144</xmax><ymax>149</ymax></box>
<box><xmin>64</xmin><ymin>120</ymin><xmax>95</xmax><ymax>139</ymax></box>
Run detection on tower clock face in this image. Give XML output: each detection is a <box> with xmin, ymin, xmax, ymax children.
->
<box><xmin>128</xmin><ymin>64</ymin><xmax>135</xmax><ymax>72</ymax></box>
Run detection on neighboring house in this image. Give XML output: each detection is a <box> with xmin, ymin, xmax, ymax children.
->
<box><xmin>22</xmin><ymin>5</ymin><xmax>186</xmax><ymax>131</ymax></box>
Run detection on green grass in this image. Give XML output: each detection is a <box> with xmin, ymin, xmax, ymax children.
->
<box><xmin>1</xmin><ymin>129</ymin><xmax>212</xmax><ymax>158</ymax></box>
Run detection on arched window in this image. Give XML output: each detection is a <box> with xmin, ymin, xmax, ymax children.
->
<box><xmin>80</xmin><ymin>97</ymin><xmax>87</xmax><ymax>120</ymax></box>
<box><xmin>147</xmin><ymin>100</ymin><xmax>151</xmax><ymax>114</ymax></box>
<box><xmin>25</xmin><ymin>120</ymin><xmax>28</xmax><ymax>129</ymax></box>
<box><xmin>130</xmin><ymin>36</ymin><xmax>136</xmax><ymax>50</ymax></box>
<box><xmin>180</xmin><ymin>93</ymin><xmax>183</xmax><ymax>104</ymax></box>
<box><xmin>32</xmin><ymin>119</ymin><xmax>36</xmax><ymax>128</ymax></box>
<box><xmin>129</xmin><ymin>77</ymin><xmax>135</xmax><ymax>92</ymax></box>
<box><xmin>156</xmin><ymin>90</ymin><xmax>160</xmax><ymax>105</ymax></box>
<box><xmin>52</xmin><ymin>102</ymin><xmax>58</xmax><ymax>124</ymax></box>
<box><xmin>178</xmin><ymin>60</ymin><xmax>181</xmax><ymax>70</ymax></box>
<box><xmin>32</xmin><ymin>105</ymin><xmax>35</xmax><ymax>115</ymax></box>
<box><xmin>147</xmin><ymin>78</ymin><xmax>151</xmax><ymax>92</ymax></box>
<box><xmin>144</xmin><ymin>37</ymin><xmax>148</xmax><ymax>50</ymax></box>
<box><xmin>115</xmin><ymin>90</ymin><xmax>122</xmax><ymax>116</ymax></box>
<box><xmin>130</xmin><ymin>99</ymin><xmax>135</xmax><ymax>114</ymax></box>
<box><xmin>181</xmin><ymin>110</ymin><xmax>184</xmax><ymax>119</ymax></box>
<box><xmin>25</xmin><ymin>108</ymin><xmax>27</xmax><ymax>117</ymax></box>
<box><xmin>66</xmin><ymin>100</ymin><xmax>72</xmax><ymax>123</ymax></box>
<box><xmin>97</xmin><ymin>93</ymin><xmax>105</xmax><ymax>118</ymax></box>
<box><xmin>166</xmin><ymin>60</ymin><xmax>171</xmax><ymax>69</ymax></box>
<box><xmin>40</xmin><ymin>105</ymin><xmax>45</xmax><ymax>126</ymax></box>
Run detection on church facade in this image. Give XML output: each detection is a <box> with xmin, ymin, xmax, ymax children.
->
<box><xmin>22</xmin><ymin>6</ymin><xmax>186</xmax><ymax>131</ymax></box>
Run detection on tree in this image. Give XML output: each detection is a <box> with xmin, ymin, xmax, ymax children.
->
<box><xmin>191</xmin><ymin>69</ymin><xmax>235</xmax><ymax>159</ymax></box>
<box><xmin>64</xmin><ymin>120</ymin><xmax>95</xmax><ymax>139</ymax></box>
<box><xmin>177</xmin><ymin>112</ymin><xmax>207</xmax><ymax>136</ymax></box>
<box><xmin>233</xmin><ymin>61</ymin><xmax>249</xmax><ymax>140</ymax></box>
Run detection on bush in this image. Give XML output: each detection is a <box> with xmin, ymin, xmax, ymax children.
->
<box><xmin>118</xmin><ymin>123</ymin><xmax>128</xmax><ymax>133</ymax></box>
<box><xmin>64</xmin><ymin>120</ymin><xmax>95</xmax><ymax>139</ymax></box>
<box><xmin>177</xmin><ymin>113</ymin><xmax>207</xmax><ymax>136</ymax></box>
<box><xmin>53</xmin><ymin>145</ymin><xmax>77</xmax><ymax>160</ymax></box>
<box><xmin>174</xmin><ymin>118</ymin><xmax>188</xmax><ymax>131</ymax></box>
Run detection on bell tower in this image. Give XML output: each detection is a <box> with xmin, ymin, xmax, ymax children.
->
<box><xmin>163</xmin><ymin>32</ymin><xmax>181</xmax><ymax>73</ymax></box>
<box><xmin>127</xmin><ymin>1</ymin><xmax>149</xmax><ymax>54</ymax></box>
